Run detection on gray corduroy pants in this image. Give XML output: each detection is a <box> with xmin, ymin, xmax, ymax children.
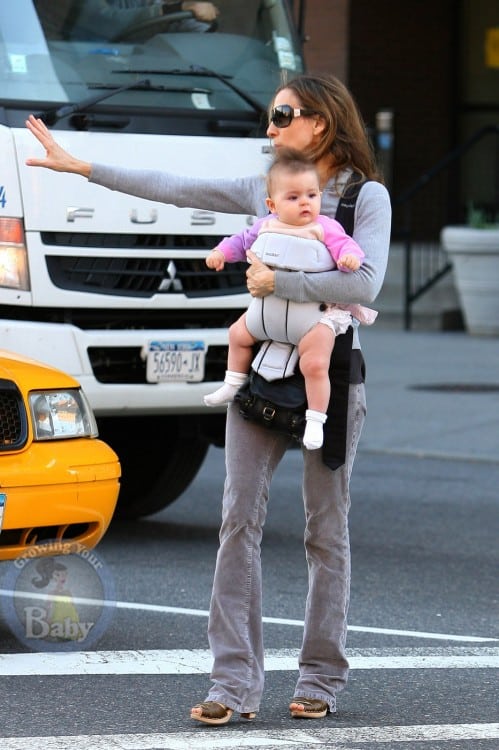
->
<box><xmin>205</xmin><ymin>383</ymin><xmax>366</xmax><ymax>715</ymax></box>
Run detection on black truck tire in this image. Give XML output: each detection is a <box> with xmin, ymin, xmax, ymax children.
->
<box><xmin>98</xmin><ymin>415</ymin><xmax>209</xmax><ymax>519</ymax></box>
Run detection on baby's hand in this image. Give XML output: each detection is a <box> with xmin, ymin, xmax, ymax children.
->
<box><xmin>337</xmin><ymin>253</ymin><xmax>361</xmax><ymax>272</ymax></box>
<box><xmin>206</xmin><ymin>248</ymin><xmax>225</xmax><ymax>271</ymax></box>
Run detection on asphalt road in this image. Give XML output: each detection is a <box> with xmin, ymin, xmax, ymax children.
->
<box><xmin>0</xmin><ymin>442</ymin><xmax>498</xmax><ymax>750</ymax></box>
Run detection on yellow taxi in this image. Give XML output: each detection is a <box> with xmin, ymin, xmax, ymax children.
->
<box><xmin>0</xmin><ymin>350</ymin><xmax>120</xmax><ymax>560</ymax></box>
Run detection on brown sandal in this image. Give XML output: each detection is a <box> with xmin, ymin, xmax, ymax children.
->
<box><xmin>289</xmin><ymin>697</ymin><xmax>329</xmax><ymax>719</ymax></box>
<box><xmin>190</xmin><ymin>701</ymin><xmax>256</xmax><ymax>725</ymax></box>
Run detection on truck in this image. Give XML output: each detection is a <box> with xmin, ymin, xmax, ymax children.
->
<box><xmin>0</xmin><ymin>0</ymin><xmax>306</xmax><ymax>517</ymax></box>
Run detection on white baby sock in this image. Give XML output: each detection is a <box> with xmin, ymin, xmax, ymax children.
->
<box><xmin>303</xmin><ymin>409</ymin><xmax>328</xmax><ymax>450</ymax></box>
<box><xmin>203</xmin><ymin>370</ymin><xmax>247</xmax><ymax>407</ymax></box>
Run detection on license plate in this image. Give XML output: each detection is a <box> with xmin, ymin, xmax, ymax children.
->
<box><xmin>0</xmin><ymin>493</ymin><xmax>6</xmax><ymax>533</ymax></box>
<box><xmin>146</xmin><ymin>341</ymin><xmax>205</xmax><ymax>383</ymax></box>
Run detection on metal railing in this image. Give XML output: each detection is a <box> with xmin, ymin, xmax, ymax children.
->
<box><xmin>391</xmin><ymin>124</ymin><xmax>499</xmax><ymax>329</ymax></box>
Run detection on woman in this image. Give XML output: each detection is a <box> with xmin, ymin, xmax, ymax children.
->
<box><xmin>25</xmin><ymin>74</ymin><xmax>391</xmax><ymax>724</ymax></box>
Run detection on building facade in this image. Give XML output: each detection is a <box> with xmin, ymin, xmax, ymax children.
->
<box><xmin>295</xmin><ymin>0</ymin><xmax>498</xmax><ymax>327</ymax></box>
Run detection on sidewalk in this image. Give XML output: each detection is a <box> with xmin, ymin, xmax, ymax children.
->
<box><xmin>357</xmin><ymin>327</ymin><xmax>499</xmax><ymax>463</ymax></box>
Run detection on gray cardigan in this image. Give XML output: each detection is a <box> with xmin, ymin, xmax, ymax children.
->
<box><xmin>89</xmin><ymin>164</ymin><xmax>392</xmax><ymax>346</ymax></box>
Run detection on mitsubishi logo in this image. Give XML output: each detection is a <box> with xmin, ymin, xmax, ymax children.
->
<box><xmin>158</xmin><ymin>260</ymin><xmax>183</xmax><ymax>292</ymax></box>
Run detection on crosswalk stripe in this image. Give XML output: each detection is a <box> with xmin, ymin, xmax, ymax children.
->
<box><xmin>1</xmin><ymin>590</ymin><xmax>496</xmax><ymax>642</ymax></box>
<box><xmin>1</xmin><ymin>647</ymin><xmax>498</xmax><ymax>676</ymax></box>
<box><xmin>2</xmin><ymin>723</ymin><xmax>499</xmax><ymax>749</ymax></box>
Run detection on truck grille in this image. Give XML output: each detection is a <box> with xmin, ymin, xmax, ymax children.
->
<box><xmin>88</xmin><ymin>344</ymin><xmax>229</xmax><ymax>384</ymax></box>
<box><xmin>0</xmin><ymin>380</ymin><xmax>28</xmax><ymax>451</ymax></box>
<box><xmin>0</xmin><ymin>307</ymin><xmax>247</xmax><ymax>331</ymax></box>
<box><xmin>42</xmin><ymin>231</ymin><xmax>225</xmax><ymax>250</ymax></box>
<box><xmin>46</xmin><ymin>255</ymin><xmax>247</xmax><ymax>298</ymax></box>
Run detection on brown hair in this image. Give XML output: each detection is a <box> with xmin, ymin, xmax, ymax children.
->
<box><xmin>266</xmin><ymin>147</ymin><xmax>319</xmax><ymax>196</ymax></box>
<box><xmin>272</xmin><ymin>74</ymin><xmax>382</xmax><ymax>183</ymax></box>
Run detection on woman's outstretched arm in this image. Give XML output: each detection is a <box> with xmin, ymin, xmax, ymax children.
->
<box><xmin>25</xmin><ymin>114</ymin><xmax>268</xmax><ymax>216</ymax></box>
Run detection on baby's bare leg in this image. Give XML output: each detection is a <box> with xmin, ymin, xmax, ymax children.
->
<box><xmin>227</xmin><ymin>314</ymin><xmax>258</xmax><ymax>373</ymax></box>
<box><xmin>298</xmin><ymin>323</ymin><xmax>335</xmax><ymax>413</ymax></box>
<box><xmin>204</xmin><ymin>314</ymin><xmax>257</xmax><ymax>407</ymax></box>
<box><xmin>298</xmin><ymin>324</ymin><xmax>335</xmax><ymax>450</ymax></box>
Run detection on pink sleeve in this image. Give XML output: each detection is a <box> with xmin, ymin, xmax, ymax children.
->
<box><xmin>318</xmin><ymin>214</ymin><xmax>365</xmax><ymax>265</ymax></box>
<box><xmin>217</xmin><ymin>217</ymin><xmax>265</xmax><ymax>262</ymax></box>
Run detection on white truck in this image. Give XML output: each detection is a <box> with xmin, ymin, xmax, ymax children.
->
<box><xmin>0</xmin><ymin>0</ymin><xmax>305</xmax><ymax>517</ymax></box>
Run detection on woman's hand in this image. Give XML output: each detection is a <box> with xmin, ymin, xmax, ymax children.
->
<box><xmin>25</xmin><ymin>115</ymin><xmax>91</xmax><ymax>177</ymax></box>
<box><xmin>246</xmin><ymin>251</ymin><xmax>275</xmax><ymax>298</ymax></box>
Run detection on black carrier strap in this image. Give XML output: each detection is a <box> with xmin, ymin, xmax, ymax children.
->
<box><xmin>322</xmin><ymin>176</ymin><xmax>367</xmax><ymax>471</ymax></box>
<box><xmin>334</xmin><ymin>176</ymin><xmax>364</xmax><ymax>235</ymax></box>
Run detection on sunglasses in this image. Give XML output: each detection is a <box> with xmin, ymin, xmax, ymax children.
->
<box><xmin>269</xmin><ymin>104</ymin><xmax>317</xmax><ymax>128</ymax></box>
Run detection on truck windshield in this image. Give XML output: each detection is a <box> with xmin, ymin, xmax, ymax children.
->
<box><xmin>0</xmin><ymin>0</ymin><xmax>304</xmax><ymax>132</ymax></box>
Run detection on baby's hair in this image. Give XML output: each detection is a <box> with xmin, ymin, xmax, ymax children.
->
<box><xmin>266</xmin><ymin>147</ymin><xmax>319</xmax><ymax>196</ymax></box>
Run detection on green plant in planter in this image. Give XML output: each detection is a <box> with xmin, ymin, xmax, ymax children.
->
<box><xmin>466</xmin><ymin>202</ymin><xmax>498</xmax><ymax>229</ymax></box>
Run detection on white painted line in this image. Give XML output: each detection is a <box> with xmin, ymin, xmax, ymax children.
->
<box><xmin>1</xmin><ymin>647</ymin><xmax>499</xmax><ymax>676</ymax></box>
<box><xmin>1</xmin><ymin>590</ymin><xmax>496</xmax><ymax>643</ymax></box>
<box><xmin>2</xmin><ymin>724</ymin><xmax>499</xmax><ymax>749</ymax></box>
<box><xmin>344</xmin><ymin>624</ymin><xmax>497</xmax><ymax>642</ymax></box>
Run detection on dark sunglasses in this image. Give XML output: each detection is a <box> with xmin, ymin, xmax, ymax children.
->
<box><xmin>269</xmin><ymin>104</ymin><xmax>317</xmax><ymax>128</ymax></box>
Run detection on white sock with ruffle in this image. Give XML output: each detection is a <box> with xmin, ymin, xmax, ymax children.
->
<box><xmin>303</xmin><ymin>409</ymin><xmax>328</xmax><ymax>450</ymax></box>
<box><xmin>204</xmin><ymin>370</ymin><xmax>247</xmax><ymax>407</ymax></box>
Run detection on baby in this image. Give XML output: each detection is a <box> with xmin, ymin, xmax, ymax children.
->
<box><xmin>204</xmin><ymin>148</ymin><xmax>376</xmax><ymax>450</ymax></box>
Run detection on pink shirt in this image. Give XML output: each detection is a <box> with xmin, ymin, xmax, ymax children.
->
<box><xmin>217</xmin><ymin>213</ymin><xmax>365</xmax><ymax>268</ymax></box>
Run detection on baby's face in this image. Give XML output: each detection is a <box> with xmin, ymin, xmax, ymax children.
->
<box><xmin>270</xmin><ymin>170</ymin><xmax>321</xmax><ymax>226</ymax></box>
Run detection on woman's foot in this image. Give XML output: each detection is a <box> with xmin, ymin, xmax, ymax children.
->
<box><xmin>190</xmin><ymin>701</ymin><xmax>255</xmax><ymax>725</ymax></box>
<box><xmin>289</xmin><ymin>697</ymin><xmax>329</xmax><ymax>719</ymax></box>
<box><xmin>191</xmin><ymin>701</ymin><xmax>233</xmax><ymax>725</ymax></box>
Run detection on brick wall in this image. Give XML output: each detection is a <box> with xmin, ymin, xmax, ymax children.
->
<box><xmin>300</xmin><ymin>0</ymin><xmax>350</xmax><ymax>81</ymax></box>
<box><xmin>348</xmin><ymin>0</ymin><xmax>457</xmax><ymax>201</ymax></box>
<box><xmin>299</xmin><ymin>0</ymin><xmax>459</xmax><ymax>233</ymax></box>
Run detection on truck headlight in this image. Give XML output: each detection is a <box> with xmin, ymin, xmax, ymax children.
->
<box><xmin>29</xmin><ymin>389</ymin><xmax>99</xmax><ymax>441</ymax></box>
<box><xmin>0</xmin><ymin>218</ymin><xmax>30</xmax><ymax>291</ymax></box>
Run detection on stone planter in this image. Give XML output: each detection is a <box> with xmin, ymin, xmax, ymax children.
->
<box><xmin>441</xmin><ymin>225</ymin><xmax>499</xmax><ymax>335</ymax></box>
